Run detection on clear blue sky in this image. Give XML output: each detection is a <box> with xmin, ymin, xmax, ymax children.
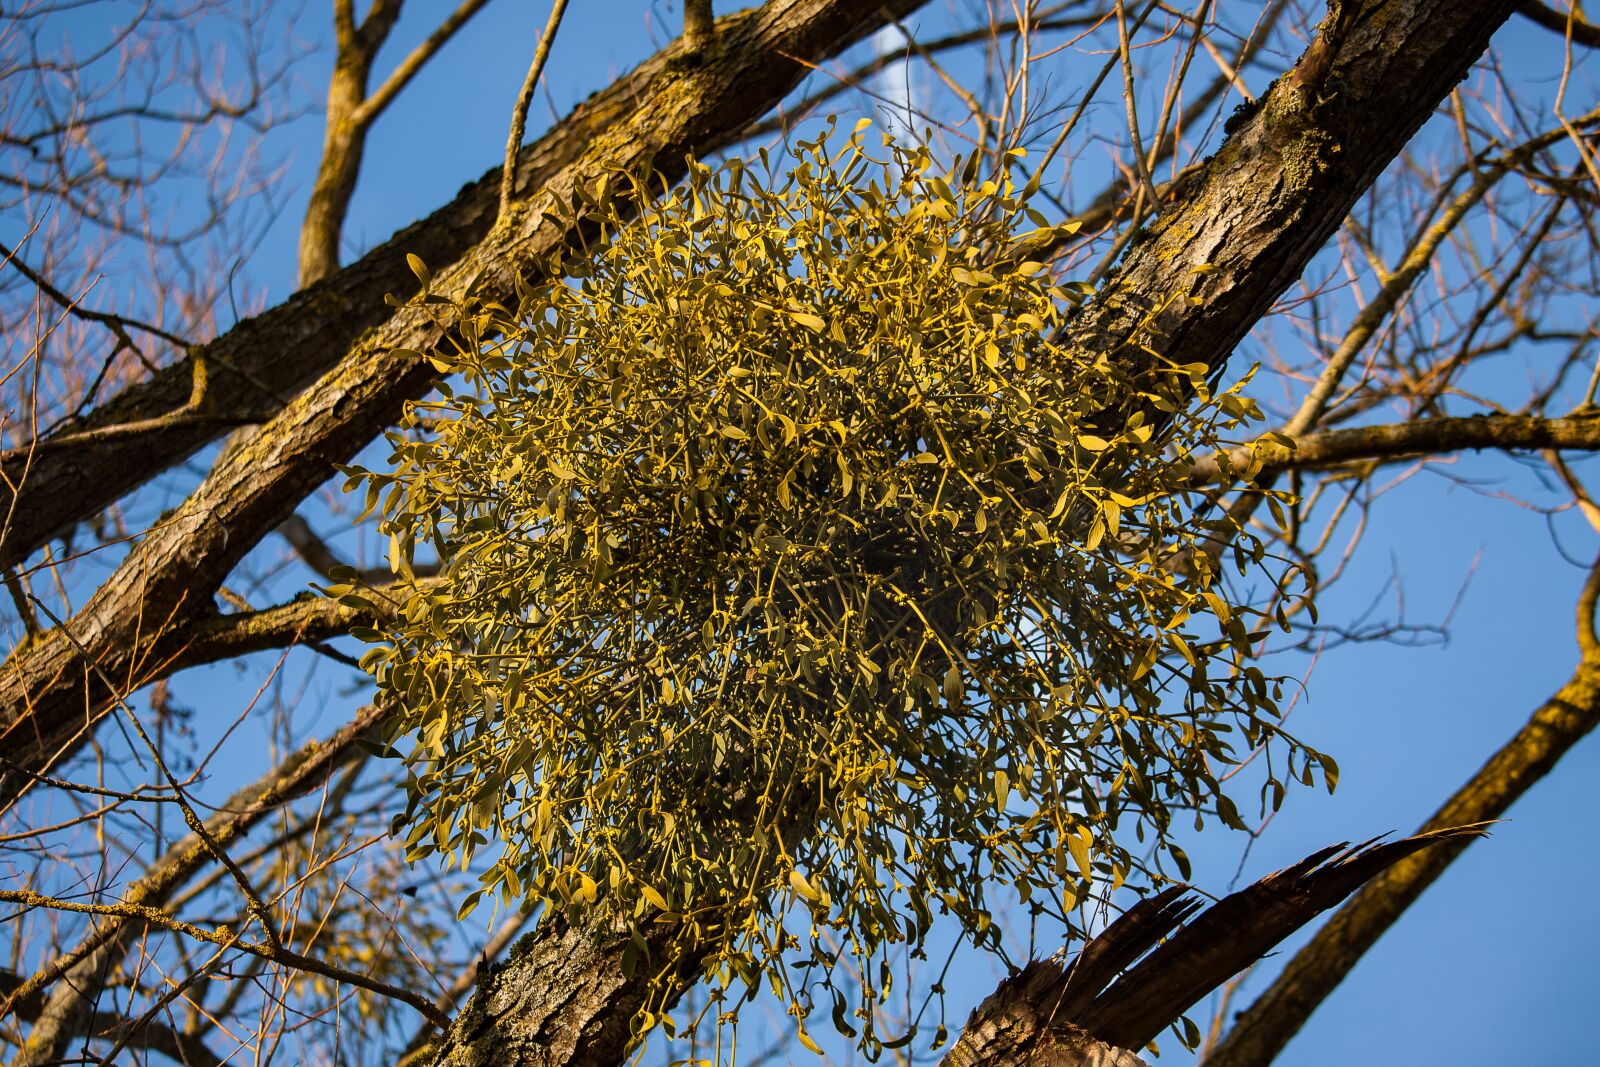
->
<box><xmin>32</xmin><ymin>2</ymin><xmax>1598</xmax><ymax>1063</ymax></box>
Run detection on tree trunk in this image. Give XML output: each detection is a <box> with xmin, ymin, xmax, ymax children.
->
<box><xmin>417</xmin><ymin>918</ymin><xmax>691</xmax><ymax>1067</ymax></box>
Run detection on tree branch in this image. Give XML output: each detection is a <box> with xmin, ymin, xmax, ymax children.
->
<box><xmin>1203</xmin><ymin>566</ymin><xmax>1600</xmax><ymax>1066</ymax></box>
<box><xmin>354</xmin><ymin>0</ymin><xmax>497</xmax><ymax>128</ymax></box>
<box><xmin>0</xmin><ymin>888</ymin><xmax>448</xmax><ymax>1027</ymax></box>
<box><xmin>684</xmin><ymin>0</ymin><xmax>716</xmax><ymax>55</ymax></box>
<box><xmin>4</xmin><ymin>702</ymin><xmax>389</xmax><ymax>1064</ymax></box>
<box><xmin>941</xmin><ymin>829</ymin><xmax>1483</xmax><ymax>1066</ymax></box>
<box><xmin>499</xmin><ymin>0</ymin><xmax>571</xmax><ymax>220</ymax></box>
<box><xmin>1516</xmin><ymin>0</ymin><xmax>1600</xmax><ymax>47</ymax></box>
<box><xmin>0</xmin><ymin>969</ymin><xmax>230</xmax><ymax>1067</ymax></box>
<box><xmin>1187</xmin><ymin>412</ymin><xmax>1600</xmax><ymax>484</ymax></box>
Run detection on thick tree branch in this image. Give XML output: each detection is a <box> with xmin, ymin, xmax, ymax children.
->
<box><xmin>684</xmin><ymin>0</ymin><xmax>716</xmax><ymax>55</ymax></box>
<box><xmin>941</xmin><ymin>829</ymin><xmax>1482</xmax><ymax>1066</ymax></box>
<box><xmin>300</xmin><ymin>0</ymin><xmax>494</xmax><ymax>283</ymax></box>
<box><xmin>300</xmin><ymin>0</ymin><xmax>407</xmax><ymax>284</ymax></box>
<box><xmin>414</xmin><ymin>916</ymin><xmax>696</xmax><ymax>1067</ymax></box>
<box><xmin>1187</xmin><ymin>412</ymin><xmax>1600</xmax><ymax>484</ymax></box>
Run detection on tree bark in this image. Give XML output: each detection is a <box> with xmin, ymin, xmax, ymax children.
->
<box><xmin>942</xmin><ymin>830</ymin><xmax>1480</xmax><ymax>1067</ymax></box>
<box><xmin>1187</xmin><ymin>412</ymin><xmax>1600</xmax><ymax>484</ymax></box>
<box><xmin>1060</xmin><ymin>0</ymin><xmax>1516</xmax><ymax>390</ymax></box>
<box><xmin>417</xmin><ymin>918</ymin><xmax>692</xmax><ymax>1067</ymax></box>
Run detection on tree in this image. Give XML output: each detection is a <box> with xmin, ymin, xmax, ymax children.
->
<box><xmin>1</xmin><ymin>1</ymin><xmax>1595</xmax><ymax>1065</ymax></box>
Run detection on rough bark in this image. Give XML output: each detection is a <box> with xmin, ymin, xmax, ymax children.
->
<box><xmin>944</xmin><ymin>962</ymin><xmax>1157</xmax><ymax>1067</ymax></box>
<box><xmin>1061</xmin><ymin>0</ymin><xmax>1516</xmax><ymax>392</ymax></box>
<box><xmin>941</xmin><ymin>830</ymin><xmax>1481</xmax><ymax>1067</ymax></box>
<box><xmin>1186</xmin><ymin>412</ymin><xmax>1600</xmax><ymax>484</ymax></box>
<box><xmin>1201</xmin><ymin>583</ymin><xmax>1600</xmax><ymax>1067</ymax></box>
<box><xmin>0</xmin><ymin>0</ymin><xmax>932</xmax><ymax>810</ymax></box>
<box><xmin>417</xmin><ymin>918</ymin><xmax>691</xmax><ymax>1067</ymax></box>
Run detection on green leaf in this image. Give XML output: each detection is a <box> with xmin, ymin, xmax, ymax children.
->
<box><xmin>943</xmin><ymin>664</ymin><xmax>963</xmax><ymax>706</ymax></box>
<box><xmin>1067</xmin><ymin>830</ymin><xmax>1092</xmax><ymax>880</ymax></box>
<box><xmin>789</xmin><ymin>869</ymin><xmax>821</xmax><ymax>902</ymax></box>
<box><xmin>1318</xmin><ymin>752</ymin><xmax>1340</xmax><ymax>793</ymax></box>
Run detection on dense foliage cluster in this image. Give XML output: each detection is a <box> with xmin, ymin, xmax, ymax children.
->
<box><xmin>339</xmin><ymin>123</ymin><xmax>1324</xmax><ymax>1053</ymax></box>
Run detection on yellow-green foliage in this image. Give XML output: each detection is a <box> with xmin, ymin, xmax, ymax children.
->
<box><xmin>341</xmin><ymin>121</ymin><xmax>1323</xmax><ymax>1054</ymax></box>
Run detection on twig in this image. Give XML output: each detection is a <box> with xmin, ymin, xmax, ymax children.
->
<box><xmin>499</xmin><ymin>0</ymin><xmax>572</xmax><ymax>220</ymax></box>
<box><xmin>684</xmin><ymin>0</ymin><xmax>715</xmax><ymax>55</ymax></box>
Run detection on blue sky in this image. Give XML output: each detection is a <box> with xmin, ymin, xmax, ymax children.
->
<box><xmin>15</xmin><ymin>1</ymin><xmax>1600</xmax><ymax>1063</ymax></box>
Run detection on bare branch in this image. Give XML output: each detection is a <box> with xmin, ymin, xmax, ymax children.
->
<box><xmin>499</xmin><ymin>0</ymin><xmax>572</xmax><ymax>221</ymax></box>
<box><xmin>1516</xmin><ymin>0</ymin><xmax>1600</xmax><ymax>47</ymax></box>
<box><xmin>1188</xmin><ymin>413</ymin><xmax>1600</xmax><ymax>484</ymax></box>
<box><xmin>4</xmin><ymin>701</ymin><xmax>390</xmax><ymax>1063</ymax></box>
<box><xmin>355</xmin><ymin>0</ymin><xmax>497</xmax><ymax>127</ymax></box>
